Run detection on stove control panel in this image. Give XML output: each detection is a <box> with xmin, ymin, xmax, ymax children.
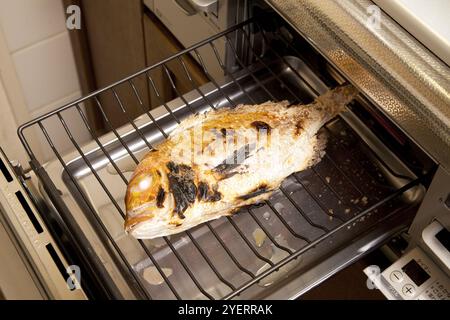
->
<box><xmin>380</xmin><ymin>247</ymin><xmax>450</xmax><ymax>300</ymax></box>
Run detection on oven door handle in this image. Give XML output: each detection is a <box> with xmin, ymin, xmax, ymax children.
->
<box><xmin>173</xmin><ymin>0</ymin><xmax>197</xmax><ymax>16</ymax></box>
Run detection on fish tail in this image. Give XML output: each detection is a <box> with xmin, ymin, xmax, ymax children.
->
<box><xmin>315</xmin><ymin>84</ymin><xmax>359</xmax><ymax>117</ymax></box>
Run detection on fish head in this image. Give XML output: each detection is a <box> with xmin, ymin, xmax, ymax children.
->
<box><xmin>124</xmin><ymin>165</ymin><xmax>170</xmax><ymax>232</ymax></box>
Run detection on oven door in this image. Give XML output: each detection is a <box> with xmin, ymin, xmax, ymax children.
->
<box><xmin>0</xmin><ymin>148</ymin><xmax>88</xmax><ymax>299</ymax></box>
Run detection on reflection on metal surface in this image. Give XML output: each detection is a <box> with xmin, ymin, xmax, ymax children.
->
<box><xmin>253</xmin><ymin>228</ymin><xmax>267</xmax><ymax>248</ymax></box>
<box><xmin>256</xmin><ymin>239</ymin><xmax>298</xmax><ymax>288</ymax></box>
<box><xmin>143</xmin><ymin>266</ymin><xmax>173</xmax><ymax>286</ymax></box>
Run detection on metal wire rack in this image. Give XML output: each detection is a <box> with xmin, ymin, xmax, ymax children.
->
<box><xmin>18</xmin><ymin>18</ymin><xmax>423</xmax><ymax>299</ymax></box>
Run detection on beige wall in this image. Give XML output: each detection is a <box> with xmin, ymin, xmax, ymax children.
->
<box><xmin>0</xmin><ymin>0</ymin><xmax>90</xmax><ymax>163</ymax></box>
<box><xmin>0</xmin><ymin>74</ymin><xmax>26</xmax><ymax>164</ymax></box>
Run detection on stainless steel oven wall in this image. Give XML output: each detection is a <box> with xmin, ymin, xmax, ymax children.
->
<box><xmin>265</xmin><ymin>0</ymin><xmax>450</xmax><ymax>170</ymax></box>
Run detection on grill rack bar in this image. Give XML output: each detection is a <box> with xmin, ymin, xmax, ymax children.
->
<box><xmin>17</xmin><ymin>18</ymin><xmax>257</xmax><ymax>151</ymax></box>
<box><xmin>75</xmin><ymin>101</ymin><xmax>205</xmax><ymax>299</ymax></box>
<box><xmin>222</xmin><ymin>177</ymin><xmax>422</xmax><ymax>299</ymax></box>
<box><xmin>36</xmin><ymin>121</ymin><xmax>153</xmax><ymax>299</ymax></box>
<box><xmin>17</xmin><ymin>18</ymin><xmax>423</xmax><ymax>299</ymax></box>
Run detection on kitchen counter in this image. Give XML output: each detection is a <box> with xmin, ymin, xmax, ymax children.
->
<box><xmin>373</xmin><ymin>0</ymin><xmax>450</xmax><ymax>66</ymax></box>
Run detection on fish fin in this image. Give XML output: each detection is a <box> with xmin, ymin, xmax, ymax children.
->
<box><xmin>226</xmin><ymin>208</ymin><xmax>239</xmax><ymax>216</ymax></box>
<box><xmin>307</xmin><ymin>133</ymin><xmax>328</xmax><ymax>168</ymax></box>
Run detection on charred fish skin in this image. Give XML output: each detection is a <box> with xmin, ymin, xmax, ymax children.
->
<box><xmin>125</xmin><ymin>85</ymin><xmax>358</xmax><ymax>239</ymax></box>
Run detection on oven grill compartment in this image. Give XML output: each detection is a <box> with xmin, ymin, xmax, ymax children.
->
<box><xmin>18</xmin><ymin>18</ymin><xmax>423</xmax><ymax>299</ymax></box>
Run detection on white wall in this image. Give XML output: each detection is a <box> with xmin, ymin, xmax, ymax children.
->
<box><xmin>0</xmin><ymin>0</ymin><xmax>90</xmax><ymax>163</ymax></box>
<box><xmin>0</xmin><ymin>73</ymin><xmax>25</xmax><ymax>164</ymax></box>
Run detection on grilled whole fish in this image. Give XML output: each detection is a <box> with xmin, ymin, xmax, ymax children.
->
<box><xmin>125</xmin><ymin>85</ymin><xmax>358</xmax><ymax>239</ymax></box>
